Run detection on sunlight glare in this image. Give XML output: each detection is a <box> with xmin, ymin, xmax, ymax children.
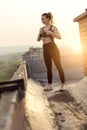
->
<box><xmin>73</xmin><ymin>42</ymin><xmax>82</xmax><ymax>53</ymax></box>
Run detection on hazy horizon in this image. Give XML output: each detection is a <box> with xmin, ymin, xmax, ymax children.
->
<box><xmin>0</xmin><ymin>0</ymin><xmax>87</xmax><ymax>53</ymax></box>
<box><xmin>0</xmin><ymin>44</ymin><xmax>83</xmax><ymax>56</ymax></box>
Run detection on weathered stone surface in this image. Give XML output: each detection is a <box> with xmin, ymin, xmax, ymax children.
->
<box><xmin>25</xmin><ymin>79</ymin><xmax>58</xmax><ymax>130</ymax></box>
<box><xmin>44</xmin><ymin>78</ymin><xmax>87</xmax><ymax>130</ymax></box>
<box><xmin>24</xmin><ymin>77</ymin><xmax>87</xmax><ymax>130</ymax></box>
<box><xmin>68</xmin><ymin>76</ymin><xmax>87</xmax><ymax>105</ymax></box>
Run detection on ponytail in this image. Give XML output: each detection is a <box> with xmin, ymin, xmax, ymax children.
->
<box><xmin>47</xmin><ymin>12</ymin><xmax>53</xmax><ymax>24</ymax></box>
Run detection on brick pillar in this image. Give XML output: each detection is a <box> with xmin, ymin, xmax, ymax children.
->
<box><xmin>79</xmin><ymin>17</ymin><xmax>87</xmax><ymax>75</ymax></box>
<box><xmin>74</xmin><ymin>9</ymin><xmax>87</xmax><ymax>76</ymax></box>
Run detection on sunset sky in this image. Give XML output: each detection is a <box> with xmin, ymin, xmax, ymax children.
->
<box><xmin>0</xmin><ymin>0</ymin><xmax>87</xmax><ymax>53</ymax></box>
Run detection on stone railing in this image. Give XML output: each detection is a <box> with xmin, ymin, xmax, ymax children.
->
<box><xmin>0</xmin><ymin>61</ymin><xmax>28</xmax><ymax>130</ymax></box>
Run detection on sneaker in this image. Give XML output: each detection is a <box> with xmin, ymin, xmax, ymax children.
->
<box><xmin>43</xmin><ymin>84</ymin><xmax>53</xmax><ymax>91</ymax></box>
<box><xmin>59</xmin><ymin>83</ymin><xmax>65</xmax><ymax>92</ymax></box>
<box><xmin>59</xmin><ymin>87</ymin><xmax>65</xmax><ymax>92</ymax></box>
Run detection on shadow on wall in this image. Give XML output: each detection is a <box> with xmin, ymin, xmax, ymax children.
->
<box><xmin>27</xmin><ymin>56</ymin><xmax>84</xmax><ymax>83</ymax></box>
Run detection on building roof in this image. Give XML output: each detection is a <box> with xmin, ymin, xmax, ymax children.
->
<box><xmin>73</xmin><ymin>9</ymin><xmax>87</xmax><ymax>22</ymax></box>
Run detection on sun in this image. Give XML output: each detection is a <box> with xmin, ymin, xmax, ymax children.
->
<box><xmin>73</xmin><ymin>42</ymin><xmax>82</xmax><ymax>54</ymax></box>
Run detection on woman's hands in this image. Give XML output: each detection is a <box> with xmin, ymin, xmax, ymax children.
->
<box><xmin>45</xmin><ymin>30</ymin><xmax>61</xmax><ymax>39</ymax></box>
<box><xmin>45</xmin><ymin>30</ymin><xmax>52</xmax><ymax>35</ymax></box>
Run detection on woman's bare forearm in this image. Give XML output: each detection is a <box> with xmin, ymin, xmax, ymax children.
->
<box><xmin>45</xmin><ymin>30</ymin><xmax>62</xmax><ymax>40</ymax></box>
<box><xmin>51</xmin><ymin>32</ymin><xmax>61</xmax><ymax>39</ymax></box>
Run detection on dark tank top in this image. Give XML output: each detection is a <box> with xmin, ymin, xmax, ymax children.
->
<box><xmin>40</xmin><ymin>25</ymin><xmax>54</xmax><ymax>41</ymax></box>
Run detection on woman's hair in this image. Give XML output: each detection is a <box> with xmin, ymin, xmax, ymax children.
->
<box><xmin>42</xmin><ymin>12</ymin><xmax>53</xmax><ymax>24</ymax></box>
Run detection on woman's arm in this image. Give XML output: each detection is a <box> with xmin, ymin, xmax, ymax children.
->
<box><xmin>37</xmin><ymin>34</ymin><xmax>41</xmax><ymax>41</ymax></box>
<box><xmin>37</xmin><ymin>28</ymin><xmax>42</xmax><ymax>41</ymax></box>
<box><xmin>45</xmin><ymin>26</ymin><xmax>62</xmax><ymax>40</ymax></box>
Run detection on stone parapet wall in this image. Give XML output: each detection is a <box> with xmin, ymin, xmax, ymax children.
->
<box><xmin>0</xmin><ymin>61</ymin><xmax>28</xmax><ymax>130</ymax></box>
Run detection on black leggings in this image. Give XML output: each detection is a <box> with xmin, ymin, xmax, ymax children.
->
<box><xmin>43</xmin><ymin>42</ymin><xmax>65</xmax><ymax>84</ymax></box>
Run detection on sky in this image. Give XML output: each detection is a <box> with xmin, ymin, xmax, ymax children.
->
<box><xmin>0</xmin><ymin>0</ymin><xmax>87</xmax><ymax>53</ymax></box>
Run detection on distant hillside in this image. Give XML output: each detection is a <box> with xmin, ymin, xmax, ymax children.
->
<box><xmin>0</xmin><ymin>46</ymin><xmax>29</xmax><ymax>55</ymax></box>
<box><xmin>0</xmin><ymin>52</ymin><xmax>23</xmax><ymax>81</ymax></box>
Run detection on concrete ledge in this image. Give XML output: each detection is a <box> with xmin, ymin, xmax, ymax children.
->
<box><xmin>68</xmin><ymin>76</ymin><xmax>87</xmax><ymax>104</ymax></box>
<box><xmin>67</xmin><ymin>76</ymin><xmax>87</xmax><ymax>114</ymax></box>
<box><xmin>25</xmin><ymin>79</ymin><xmax>58</xmax><ymax>130</ymax></box>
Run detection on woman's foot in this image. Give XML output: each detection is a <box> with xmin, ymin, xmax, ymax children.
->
<box><xmin>44</xmin><ymin>84</ymin><xmax>53</xmax><ymax>91</ymax></box>
<box><xmin>59</xmin><ymin>83</ymin><xmax>65</xmax><ymax>92</ymax></box>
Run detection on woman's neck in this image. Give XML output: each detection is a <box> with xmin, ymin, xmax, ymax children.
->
<box><xmin>45</xmin><ymin>22</ymin><xmax>50</xmax><ymax>25</ymax></box>
<box><xmin>45</xmin><ymin>23</ymin><xmax>51</xmax><ymax>27</ymax></box>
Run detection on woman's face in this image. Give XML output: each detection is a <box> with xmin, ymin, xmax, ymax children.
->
<box><xmin>41</xmin><ymin>15</ymin><xmax>49</xmax><ymax>25</ymax></box>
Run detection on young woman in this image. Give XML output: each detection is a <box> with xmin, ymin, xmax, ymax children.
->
<box><xmin>37</xmin><ymin>12</ymin><xmax>65</xmax><ymax>91</ymax></box>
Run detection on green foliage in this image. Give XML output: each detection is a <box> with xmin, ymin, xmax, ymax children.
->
<box><xmin>0</xmin><ymin>52</ymin><xmax>23</xmax><ymax>82</ymax></box>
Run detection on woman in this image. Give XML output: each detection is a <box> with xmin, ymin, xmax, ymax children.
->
<box><xmin>37</xmin><ymin>12</ymin><xmax>65</xmax><ymax>91</ymax></box>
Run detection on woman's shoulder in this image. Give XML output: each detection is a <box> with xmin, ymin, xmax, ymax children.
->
<box><xmin>51</xmin><ymin>25</ymin><xmax>57</xmax><ymax>29</ymax></box>
<box><xmin>50</xmin><ymin>25</ymin><xmax>58</xmax><ymax>32</ymax></box>
<box><xmin>39</xmin><ymin>26</ymin><xmax>45</xmax><ymax>31</ymax></box>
